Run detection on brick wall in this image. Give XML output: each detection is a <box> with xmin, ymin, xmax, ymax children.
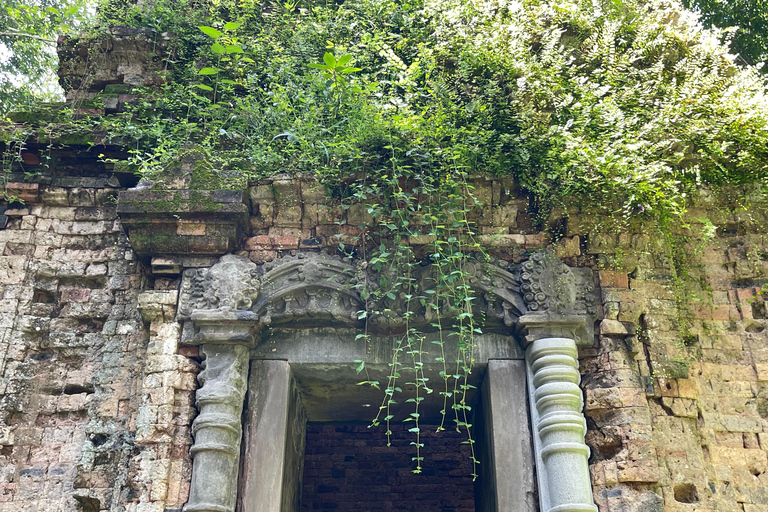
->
<box><xmin>0</xmin><ymin>158</ymin><xmax>199</xmax><ymax>511</ymax></box>
<box><xmin>302</xmin><ymin>424</ymin><xmax>475</xmax><ymax>512</ymax></box>
<box><xmin>1</xmin><ymin>159</ymin><xmax>767</xmax><ymax>512</ymax></box>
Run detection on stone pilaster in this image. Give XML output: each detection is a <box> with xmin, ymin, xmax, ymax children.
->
<box><xmin>184</xmin><ymin>343</ymin><xmax>250</xmax><ymax>512</ymax></box>
<box><xmin>526</xmin><ymin>337</ymin><xmax>596</xmax><ymax>512</ymax></box>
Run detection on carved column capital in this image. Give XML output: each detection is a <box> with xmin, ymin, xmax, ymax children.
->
<box><xmin>516</xmin><ymin>249</ymin><xmax>598</xmax><ymax>348</ymax></box>
<box><xmin>517</xmin><ymin>314</ymin><xmax>591</xmax><ymax>348</ymax></box>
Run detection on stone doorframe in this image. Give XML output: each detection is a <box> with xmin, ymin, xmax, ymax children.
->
<box><xmin>175</xmin><ymin>250</ymin><xmax>599</xmax><ymax>512</ymax></box>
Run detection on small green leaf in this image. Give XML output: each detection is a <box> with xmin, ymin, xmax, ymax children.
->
<box><xmin>193</xmin><ymin>84</ymin><xmax>213</xmax><ymax>91</ymax></box>
<box><xmin>341</xmin><ymin>67</ymin><xmax>362</xmax><ymax>74</ymax></box>
<box><xmin>336</xmin><ymin>54</ymin><xmax>353</xmax><ymax>67</ymax></box>
<box><xmin>198</xmin><ymin>26</ymin><xmax>223</xmax><ymax>38</ymax></box>
<box><xmin>223</xmin><ymin>21</ymin><xmax>241</xmax><ymax>31</ymax></box>
<box><xmin>198</xmin><ymin>67</ymin><xmax>219</xmax><ymax>75</ymax></box>
<box><xmin>354</xmin><ymin>360</ymin><xmax>365</xmax><ymax>374</ymax></box>
<box><xmin>211</xmin><ymin>42</ymin><xmax>226</xmax><ymax>54</ymax></box>
<box><xmin>323</xmin><ymin>52</ymin><xmax>336</xmax><ymax>68</ymax></box>
<box><xmin>225</xmin><ymin>45</ymin><xmax>244</xmax><ymax>54</ymax></box>
<box><xmin>307</xmin><ymin>63</ymin><xmax>327</xmax><ymax>70</ymax></box>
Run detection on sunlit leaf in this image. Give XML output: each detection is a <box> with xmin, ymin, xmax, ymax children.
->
<box><xmin>198</xmin><ymin>26</ymin><xmax>223</xmax><ymax>38</ymax></box>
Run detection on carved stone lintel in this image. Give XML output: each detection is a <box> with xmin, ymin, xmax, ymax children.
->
<box><xmin>526</xmin><ymin>338</ymin><xmax>597</xmax><ymax>512</ymax></box>
<box><xmin>184</xmin><ymin>344</ymin><xmax>249</xmax><ymax>512</ymax></box>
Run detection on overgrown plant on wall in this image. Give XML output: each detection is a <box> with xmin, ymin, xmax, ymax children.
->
<box><xmin>3</xmin><ymin>0</ymin><xmax>768</xmax><ymax>472</ymax></box>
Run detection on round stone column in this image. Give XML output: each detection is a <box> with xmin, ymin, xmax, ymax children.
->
<box><xmin>184</xmin><ymin>343</ymin><xmax>250</xmax><ymax>512</ymax></box>
<box><xmin>526</xmin><ymin>337</ymin><xmax>596</xmax><ymax>512</ymax></box>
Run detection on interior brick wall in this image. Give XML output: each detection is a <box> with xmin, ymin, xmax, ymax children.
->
<box><xmin>301</xmin><ymin>424</ymin><xmax>476</xmax><ymax>512</ymax></box>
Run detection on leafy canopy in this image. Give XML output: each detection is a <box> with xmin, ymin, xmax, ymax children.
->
<box><xmin>0</xmin><ymin>0</ymin><xmax>92</xmax><ymax>115</ymax></box>
<box><xmin>60</xmin><ymin>0</ymin><xmax>768</xmax><ymax>223</ymax></box>
<box><xmin>682</xmin><ymin>0</ymin><xmax>768</xmax><ymax>68</ymax></box>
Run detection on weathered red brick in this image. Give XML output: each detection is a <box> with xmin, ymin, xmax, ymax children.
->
<box><xmin>5</xmin><ymin>182</ymin><xmax>40</xmax><ymax>203</ymax></box>
<box><xmin>599</xmin><ymin>270</ymin><xmax>629</xmax><ymax>289</ymax></box>
<box><xmin>271</xmin><ymin>236</ymin><xmax>299</xmax><ymax>249</ymax></box>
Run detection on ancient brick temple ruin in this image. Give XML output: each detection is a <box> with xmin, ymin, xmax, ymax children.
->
<box><xmin>1</xmin><ymin>26</ymin><xmax>768</xmax><ymax>512</ymax></box>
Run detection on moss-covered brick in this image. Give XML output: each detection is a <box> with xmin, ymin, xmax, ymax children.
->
<box><xmin>103</xmin><ymin>84</ymin><xmax>133</xmax><ymax>94</ymax></box>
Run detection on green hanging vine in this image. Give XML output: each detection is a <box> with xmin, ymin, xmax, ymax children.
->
<box><xmin>349</xmin><ymin>164</ymin><xmax>484</xmax><ymax>477</ymax></box>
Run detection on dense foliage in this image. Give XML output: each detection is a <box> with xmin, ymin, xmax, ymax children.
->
<box><xmin>89</xmin><ymin>0</ymin><xmax>768</xmax><ymax>225</ymax></box>
<box><xmin>0</xmin><ymin>0</ymin><xmax>90</xmax><ymax>114</ymax></box>
<box><xmin>683</xmin><ymin>0</ymin><xmax>768</xmax><ymax>68</ymax></box>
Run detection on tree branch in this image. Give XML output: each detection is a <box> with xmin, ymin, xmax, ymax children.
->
<box><xmin>0</xmin><ymin>31</ymin><xmax>56</xmax><ymax>44</ymax></box>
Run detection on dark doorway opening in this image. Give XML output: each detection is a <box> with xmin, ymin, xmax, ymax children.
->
<box><xmin>301</xmin><ymin>423</ymin><xmax>476</xmax><ymax>512</ymax></box>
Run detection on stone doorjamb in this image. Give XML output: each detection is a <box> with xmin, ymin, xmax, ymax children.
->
<box><xmin>174</xmin><ymin>250</ymin><xmax>599</xmax><ymax>512</ymax></box>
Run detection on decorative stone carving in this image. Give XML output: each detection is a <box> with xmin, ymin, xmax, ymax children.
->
<box><xmin>517</xmin><ymin>250</ymin><xmax>598</xmax><ymax>347</ymax></box>
<box><xmin>360</xmin><ymin>255</ymin><xmax>528</xmax><ymax>333</ymax></box>
<box><xmin>177</xmin><ymin>249</ymin><xmax>598</xmax><ymax>512</ymax></box>
<box><xmin>178</xmin><ymin>249</ymin><xmax>597</xmax><ymax>339</ymax></box>
<box><xmin>518</xmin><ymin>250</ymin><xmax>597</xmax><ymax>317</ymax></box>
<box><xmin>257</xmin><ymin>253</ymin><xmax>361</xmax><ymax>327</ymax></box>
<box><xmin>526</xmin><ymin>338</ymin><xmax>597</xmax><ymax>512</ymax></box>
<box><xmin>185</xmin><ymin>344</ymin><xmax>250</xmax><ymax>512</ymax></box>
<box><xmin>178</xmin><ymin>253</ymin><xmax>364</xmax><ymax>344</ymax></box>
<box><xmin>515</xmin><ymin>251</ymin><xmax>598</xmax><ymax>512</ymax></box>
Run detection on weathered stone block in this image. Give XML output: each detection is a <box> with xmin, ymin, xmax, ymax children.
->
<box><xmin>492</xmin><ymin>205</ymin><xmax>518</xmax><ymax>228</ymax></box>
<box><xmin>249</xmin><ymin>185</ymin><xmax>275</xmax><ymax>203</ymax></box>
<box><xmin>274</xmin><ymin>205</ymin><xmax>302</xmax><ymax>227</ymax></box>
<box><xmin>600</xmin><ymin>319</ymin><xmax>629</xmax><ymax>335</ymax></box>
<box><xmin>346</xmin><ymin>203</ymin><xmax>373</xmax><ymax>227</ymax></box>
<box><xmin>301</xmin><ymin>181</ymin><xmax>329</xmax><ymax>202</ymax></box>
<box><xmin>479</xmin><ymin>233</ymin><xmax>526</xmax><ymax>247</ymax></box>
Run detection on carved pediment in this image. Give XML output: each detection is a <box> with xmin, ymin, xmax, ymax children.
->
<box><xmin>178</xmin><ymin>249</ymin><xmax>598</xmax><ymax>344</ymax></box>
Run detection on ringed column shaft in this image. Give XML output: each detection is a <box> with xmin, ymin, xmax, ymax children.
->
<box><xmin>526</xmin><ymin>337</ymin><xmax>596</xmax><ymax>512</ymax></box>
<box><xmin>185</xmin><ymin>344</ymin><xmax>250</xmax><ymax>512</ymax></box>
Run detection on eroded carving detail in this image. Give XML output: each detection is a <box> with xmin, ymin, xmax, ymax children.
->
<box><xmin>257</xmin><ymin>253</ymin><xmax>360</xmax><ymax>327</ymax></box>
<box><xmin>185</xmin><ymin>344</ymin><xmax>249</xmax><ymax>512</ymax></box>
<box><xmin>519</xmin><ymin>250</ymin><xmax>596</xmax><ymax>316</ymax></box>
<box><xmin>179</xmin><ymin>249</ymin><xmax>595</xmax><ymax>338</ymax></box>
<box><xmin>179</xmin><ymin>253</ymin><xmax>364</xmax><ymax>343</ymax></box>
